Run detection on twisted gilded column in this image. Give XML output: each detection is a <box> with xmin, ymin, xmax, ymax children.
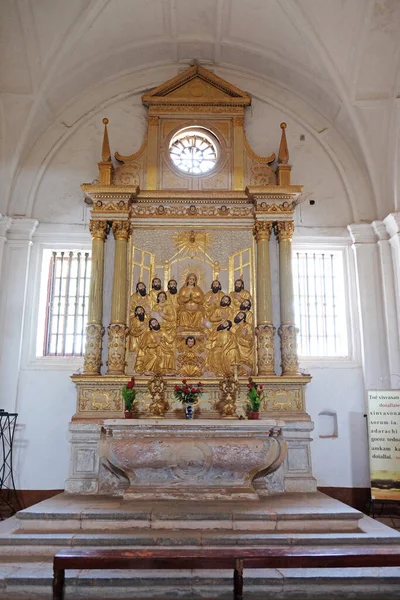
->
<box><xmin>275</xmin><ymin>221</ymin><xmax>299</xmax><ymax>375</ymax></box>
<box><xmin>107</xmin><ymin>221</ymin><xmax>131</xmax><ymax>374</ymax></box>
<box><xmin>253</xmin><ymin>221</ymin><xmax>275</xmax><ymax>375</ymax></box>
<box><xmin>84</xmin><ymin>220</ymin><xmax>108</xmax><ymax>374</ymax></box>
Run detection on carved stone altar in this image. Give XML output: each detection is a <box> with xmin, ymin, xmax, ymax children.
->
<box><xmin>68</xmin><ymin>64</ymin><xmax>316</xmax><ymax>500</ymax></box>
<box><xmin>98</xmin><ymin>419</ymin><xmax>286</xmax><ymax>501</ymax></box>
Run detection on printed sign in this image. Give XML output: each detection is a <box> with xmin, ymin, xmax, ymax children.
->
<box><xmin>367</xmin><ymin>390</ymin><xmax>400</xmax><ymax>501</ymax></box>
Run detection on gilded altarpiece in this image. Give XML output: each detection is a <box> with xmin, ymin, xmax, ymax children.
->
<box><xmin>73</xmin><ymin>64</ymin><xmax>311</xmax><ymax>421</ymax></box>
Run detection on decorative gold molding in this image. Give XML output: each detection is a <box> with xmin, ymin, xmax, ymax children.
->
<box><xmin>83</xmin><ymin>323</ymin><xmax>104</xmax><ymax>374</ymax></box>
<box><xmin>256</xmin><ymin>324</ymin><xmax>276</xmax><ymax>375</ymax></box>
<box><xmin>275</xmin><ymin>221</ymin><xmax>295</xmax><ymax>241</ymax></box>
<box><xmin>112</xmin><ymin>220</ymin><xmax>131</xmax><ymax>241</ymax></box>
<box><xmin>107</xmin><ymin>324</ymin><xmax>128</xmax><ymax>374</ymax></box>
<box><xmin>89</xmin><ymin>220</ymin><xmax>108</xmax><ymax>241</ymax></box>
<box><xmin>278</xmin><ymin>324</ymin><xmax>300</xmax><ymax>376</ymax></box>
<box><xmin>253</xmin><ymin>221</ymin><xmax>273</xmax><ymax>242</ymax></box>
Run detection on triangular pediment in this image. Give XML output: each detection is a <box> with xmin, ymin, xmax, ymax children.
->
<box><xmin>142</xmin><ymin>65</ymin><xmax>251</xmax><ymax>106</ymax></box>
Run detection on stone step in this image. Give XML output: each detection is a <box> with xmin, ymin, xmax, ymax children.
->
<box><xmin>1</xmin><ymin>561</ymin><xmax>400</xmax><ymax>599</ymax></box>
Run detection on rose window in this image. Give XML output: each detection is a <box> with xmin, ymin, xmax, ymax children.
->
<box><xmin>169</xmin><ymin>128</ymin><xmax>218</xmax><ymax>175</ymax></box>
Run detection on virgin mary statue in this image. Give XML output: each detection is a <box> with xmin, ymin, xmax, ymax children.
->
<box><xmin>177</xmin><ymin>273</ymin><xmax>205</xmax><ymax>330</ymax></box>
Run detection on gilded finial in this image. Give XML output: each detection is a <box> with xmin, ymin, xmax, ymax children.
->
<box><xmin>278</xmin><ymin>122</ymin><xmax>289</xmax><ymax>165</ymax></box>
<box><xmin>101</xmin><ymin>117</ymin><xmax>111</xmax><ymax>162</ymax></box>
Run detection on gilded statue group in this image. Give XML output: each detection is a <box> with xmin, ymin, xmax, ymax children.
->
<box><xmin>129</xmin><ymin>273</ymin><xmax>254</xmax><ymax>377</ymax></box>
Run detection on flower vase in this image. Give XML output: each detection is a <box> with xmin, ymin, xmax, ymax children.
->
<box><xmin>250</xmin><ymin>411</ymin><xmax>260</xmax><ymax>420</ymax></box>
<box><xmin>185</xmin><ymin>401</ymin><xmax>194</xmax><ymax>419</ymax></box>
<box><xmin>124</xmin><ymin>410</ymin><xmax>133</xmax><ymax>419</ymax></box>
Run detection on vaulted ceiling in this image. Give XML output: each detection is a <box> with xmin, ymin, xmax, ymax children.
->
<box><xmin>1</xmin><ymin>0</ymin><xmax>400</xmax><ymax>220</ymax></box>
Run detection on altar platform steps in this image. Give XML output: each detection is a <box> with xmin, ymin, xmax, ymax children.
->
<box><xmin>1</xmin><ymin>561</ymin><xmax>400</xmax><ymax>599</ymax></box>
<box><xmin>0</xmin><ymin>493</ymin><xmax>400</xmax><ymax>598</ymax></box>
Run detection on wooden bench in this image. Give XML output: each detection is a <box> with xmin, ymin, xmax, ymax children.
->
<box><xmin>53</xmin><ymin>546</ymin><xmax>400</xmax><ymax>600</ymax></box>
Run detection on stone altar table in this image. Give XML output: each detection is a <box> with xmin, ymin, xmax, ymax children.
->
<box><xmin>98</xmin><ymin>419</ymin><xmax>286</xmax><ymax>501</ymax></box>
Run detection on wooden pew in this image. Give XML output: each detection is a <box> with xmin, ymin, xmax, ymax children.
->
<box><xmin>53</xmin><ymin>546</ymin><xmax>400</xmax><ymax>600</ymax></box>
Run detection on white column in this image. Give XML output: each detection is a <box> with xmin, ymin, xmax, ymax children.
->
<box><xmin>0</xmin><ymin>215</ymin><xmax>11</xmax><ymax>284</ymax></box>
<box><xmin>0</xmin><ymin>218</ymin><xmax>38</xmax><ymax>412</ymax></box>
<box><xmin>384</xmin><ymin>213</ymin><xmax>400</xmax><ymax>378</ymax></box>
<box><xmin>373</xmin><ymin>220</ymin><xmax>400</xmax><ymax>387</ymax></box>
<box><xmin>348</xmin><ymin>223</ymin><xmax>390</xmax><ymax>390</ymax></box>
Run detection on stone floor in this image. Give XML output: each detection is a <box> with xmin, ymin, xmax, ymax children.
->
<box><xmin>0</xmin><ymin>492</ymin><xmax>399</xmax><ymax>599</ymax></box>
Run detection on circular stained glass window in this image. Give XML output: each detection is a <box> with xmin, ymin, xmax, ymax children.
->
<box><xmin>169</xmin><ymin>128</ymin><xmax>219</xmax><ymax>175</ymax></box>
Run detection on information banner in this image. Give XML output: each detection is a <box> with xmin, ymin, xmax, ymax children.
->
<box><xmin>367</xmin><ymin>390</ymin><xmax>400</xmax><ymax>501</ymax></box>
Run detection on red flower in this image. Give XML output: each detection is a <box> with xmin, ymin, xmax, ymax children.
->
<box><xmin>182</xmin><ymin>379</ymin><xmax>187</xmax><ymax>384</ymax></box>
<box><xmin>259</xmin><ymin>385</ymin><xmax>263</xmax><ymax>390</ymax></box>
<box><xmin>183</xmin><ymin>387</ymin><xmax>189</xmax><ymax>393</ymax></box>
<box><xmin>174</xmin><ymin>385</ymin><xmax>179</xmax><ymax>390</ymax></box>
<box><xmin>198</xmin><ymin>382</ymin><xmax>202</xmax><ymax>386</ymax></box>
<box><xmin>191</xmin><ymin>388</ymin><xmax>195</xmax><ymax>393</ymax></box>
<box><xmin>247</xmin><ymin>383</ymin><xmax>251</xmax><ymax>388</ymax></box>
<box><xmin>130</xmin><ymin>376</ymin><xmax>135</xmax><ymax>385</ymax></box>
<box><xmin>126</xmin><ymin>381</ymin><xmax>134</xmax><ymax>389</ymax></box>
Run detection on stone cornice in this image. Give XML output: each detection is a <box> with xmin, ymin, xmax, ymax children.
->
<box><xmin>6</xmin><ymin>217</ymin><xmax>39</xmax><ymax>241</ymax></box>
<box><xmin>347</xmin><ymin>223</ymin><xmax>377</xmax><ymax>244</ymax></box>
<box><xmin>383</xmin><ymin>212</ymin><xmax>400</xmax><ymax>238</ymax></box>
<box><xmin>372</xmin><ymin>220</ymin><xmax>389</xmax><ymax>241</ymax></box>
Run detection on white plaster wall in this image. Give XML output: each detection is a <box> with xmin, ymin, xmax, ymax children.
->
<box><xmin>0</xmin><ymin>74</ymin><xmax>393</xmax><ymax>492</ymax></box>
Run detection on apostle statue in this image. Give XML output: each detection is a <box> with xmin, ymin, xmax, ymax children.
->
<box><xmin>136</xmin><ymin>318</ymin><xmax>162</xmax><ymax>374</ymax></box>
<box><xmin>206</xmin><ymin>319</ymin><xmax>238</xmax><ymax>376</ymax></box>
<box><xmin>152</xmin><ymin>291</ymin><xmax>176</xmax><ymax>373</ymax></box>
<box><xmin>239</xmin><ymin>298</ymin><xmax>254</xmax><ymax>326</ymax></box>
<box><xmin>233</xmin><ymin>311</ymin><xmax>255</xmax><ymax>374</ymax></box>
<box><xmin>204</xmin><ymin>279</ymin><xmax>224</xmax><ymax>319</ymax></box>
<box><xmin>166</xmin><ymin>278</ymin><xmax>178</xmax><ymax>308</ymax></box>
<box><xmin>230</xmin><ymin>277</ymin><xmax>252</xmax><ymax>314</ymax></box>
<box><xmin>128</xmin><ymin>305</ymin><xmax>148</xmax><ymax>358</ymax></box>
<box><xmin>149</xmin><ymin>276</ymin><xmax>163</xmax><ymax>308</ymax></box>
<box><xmin>177</xmin><ymin>273</ymin><xmax>205</xmax><ymax>331</ymax></box>
<box><xmin>130</xmin><ymin>281</ymin><xmax>151</xmax><ymax>316</ymax></box>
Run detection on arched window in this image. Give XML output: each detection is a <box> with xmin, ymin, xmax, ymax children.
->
<box><xmin>169</xmin><ymin>127</ymin><xmax>219</xmax><ymax>175</ymax></box>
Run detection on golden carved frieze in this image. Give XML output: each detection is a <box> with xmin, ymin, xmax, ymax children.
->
<box><xmin>255</xmin><ymin>201</ymin><xmax>296</xmax><ymax>214</ymax></box>
<box><xmin>130</xmin><ymin>204</ymin><xmax>254</xmax><ymax>219</ymax></box>
<box><xmin>138</xmin><ymin>190</ymin><xmax>248</xmax><ymax>201</ymax></box>
<box><xmin>78</xmin><ymin>386</ymin><xmax>123</xmax><ymax>413</ymax></box>
<box><xmin>262</xmin><ymin>386</ymin><xmax>303</xmax><ymax>412</ymax></box>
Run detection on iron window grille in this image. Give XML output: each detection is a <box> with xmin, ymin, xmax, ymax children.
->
<box><xmin>293</xmin><ymin>249</ymin><xmax>348</xmax><ymax>358</ymax></box>
<box><xmin>43</xmin><ymin>251</ymin><xmax>91</xmax><ymax>357</ymax></box>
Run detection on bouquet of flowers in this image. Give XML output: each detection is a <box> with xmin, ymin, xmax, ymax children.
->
<box><xmin>247</xmin><ymin>379</ymin><xmax>264</xmax><ymax>413</ymax></box>
<box><xmin>174</xmin><ymin>379</ymin><xmax>203</xmax><ymax>404</ymax></box>
<box><xmin>122</xmin><ymin>376</ymin><xmax>137</xmax><ymax>412</ymax></box>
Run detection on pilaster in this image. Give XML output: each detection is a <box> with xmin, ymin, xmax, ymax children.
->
<box><xmin>0</xmin><ymin>218</ymin><xmax>38</xmax><ymax>412</ymax></box>
<box><xmin>107</xmin><ymin>221</ymin><xmax>130</xmax><ymax>375</ymax></box>
<box><xmin>275</xmin><ymin>221</ymin><xmax>299</xmax><ymax>376</ymax></box>
<box><xmin>373</xmin><ymin>220</ymin><xmax>400</xmax><ymax>387</ymax></box>
<box><xmin>253</xmin><ymin>220</ymin><xmax>275</xmax><ymax>375</ymax></box>
<box><xmin>348</xmin><ymin>223</ymin><xmax>390</xmax><ymax>390</ymax></box>
<box><xmin>83</xmin><ymin>220</ymin><xmax>108</xmax><ymax>375</ymax></box>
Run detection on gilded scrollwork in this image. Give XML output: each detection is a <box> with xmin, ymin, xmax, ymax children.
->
<box><xmin>262</xmin><ymin>386</ymin><xmax>303</xmax><ymax>412</ymax></box>
<box><xmin>107</xmin><ymin>324</ymin><xmax>128</xmax><ymax>374</ymax></box>
<box><xmin>256</xmin><ymin>324</ymin><xmax>276</xmax><ymax>375</ymax></box>
<box><xmin>148</xmin><ymin>374</ymin><xmax>169</xmax><ymax>417</ymax></box>
<box><xmin>89</xmin><ymin>220</ymin><xmax>108</xmax><ymax>241</ymax></box>
<box><xmin>278</xmin><ymin>324</ymin><xmax>300</xmax><ymax>375</ymax></box>
<box><xmin>253</xmin><ymin>221</ymin><xmax>273</xmax><ymax>242</ymax></box>
<box><xmin>83</xmin><ymin>323</ymin><xmax>104</xmax><ymax>374</ymax></box>
<box><xmin>275</xmin><ymin>221</ymin><xmax>295</xmax><ymax>242</ymax></box>
<box><xmin>219</xmin><ymin>374</ymin><xmax>239</xmax><ymax>418</ymax></box>
<box><xmin>112</xmin><ymin>220</ymin><xmax>131</xmax><ymax>241</ymax></box>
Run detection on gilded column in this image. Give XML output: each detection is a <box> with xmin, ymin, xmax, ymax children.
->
<box><xmin>107</xmin><ymin>221</ymin><xmax>131</xmax><ymax>374</ymax></box>
<box><xmin>84</xmin><ymin>220</ymin><xmax>108</xmax><ymax>374</ymax></box>
<box><xmin>275</xmin><ymin>221</ymin><xmax>299</xmax><ymax>375</ymax></box>
<box><xmin>253</xmin><ymin>220</ymin><xmax>275</xmax><ymax>375</ymax></box>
